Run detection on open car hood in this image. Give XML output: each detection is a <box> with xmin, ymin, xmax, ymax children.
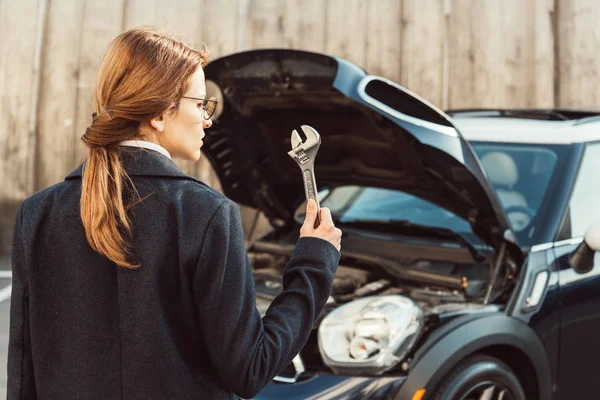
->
<box><xmin>202</xmin><ymin>49</ymin><xmax>520</xmax><ymax>255</ymax></box>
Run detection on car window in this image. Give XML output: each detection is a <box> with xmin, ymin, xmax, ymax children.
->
<box><xmin>564</xmin><ymin>143</ymin><xmax>600</xmax><ymax>238</ymax></box>
<box><xmin>470</xmin><ymin>143</ymin><xmax>559</xmax><ymax>236</ymax></box>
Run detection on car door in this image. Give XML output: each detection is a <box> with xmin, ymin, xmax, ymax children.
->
<box><xmin>553</xmin><ymin>142</ymin><xmax>600</xmax><ymax>400</ymax></box>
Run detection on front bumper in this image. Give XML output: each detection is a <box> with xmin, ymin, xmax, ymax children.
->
<box><xmin>255</xmin><ymin>374</ymin><xmax>406</xmax><ymax>399</ymax></box>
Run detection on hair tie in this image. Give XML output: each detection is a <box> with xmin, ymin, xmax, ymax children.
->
<box><xmin>81</xmin><ymin>131</ymin><xmax>99</xmax><ymax>149</ymax></box>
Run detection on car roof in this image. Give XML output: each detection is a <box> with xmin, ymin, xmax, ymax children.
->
<box><xmin>446</xmin><ymin>109</ymin><xmax>600</xmax><ymax>144</ymax></box>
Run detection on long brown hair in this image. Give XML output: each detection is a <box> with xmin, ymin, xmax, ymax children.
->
<box><xmin>80</xmin><ymin>27</ymin><xmax>208</xmax><ymax>269</ymax></box>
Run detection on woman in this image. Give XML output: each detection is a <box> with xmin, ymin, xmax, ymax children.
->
<box><xmin>8</xmin><ymin>27</ymin><xmax>341</xmax><ymax>399</ymax></box>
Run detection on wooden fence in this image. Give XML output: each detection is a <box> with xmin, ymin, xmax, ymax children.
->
<box><xmin>1</xmin><ymin>0</ymin><xmax>599</xmax><ymax>253</ymax></box>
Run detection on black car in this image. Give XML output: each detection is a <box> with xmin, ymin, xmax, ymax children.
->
<box><xmin>201</xmin><ymin>49</ymin><xmax>600</xmax><ymax>400</ymax></box>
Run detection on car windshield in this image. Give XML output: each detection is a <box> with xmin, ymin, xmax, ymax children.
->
<box><xmin>314</xmin><ymin>141</ymin><xmax>568</xmax><ymax>247</ymax></box>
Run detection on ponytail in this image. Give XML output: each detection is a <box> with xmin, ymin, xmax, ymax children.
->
<box><xmin>80</xmin><ymin>139</ymin><xmax>138</xmax><ymax>269</ymax></box>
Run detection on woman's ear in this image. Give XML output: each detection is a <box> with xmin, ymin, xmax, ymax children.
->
<box><xmin>150</xmin><ymin>113</ymin><xmax>166</xmax><ymax>133</ymax></box>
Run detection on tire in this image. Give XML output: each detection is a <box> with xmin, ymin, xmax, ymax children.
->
<box><xmin>430</xmin><ymin>354</ymin><xmax>527</xmax><ymax>400</ymax></box>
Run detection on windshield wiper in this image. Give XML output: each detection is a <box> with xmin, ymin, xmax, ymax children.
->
<box><xmin>339</xmin><ymin>219</ymin><xmax>488</xmax><ymax>262</ymax></box>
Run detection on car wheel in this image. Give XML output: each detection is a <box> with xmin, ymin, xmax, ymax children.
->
<box><xmin>430</xmin><ymin>354</ymin><xmax>526</xmax><ymax>400</ymax></box>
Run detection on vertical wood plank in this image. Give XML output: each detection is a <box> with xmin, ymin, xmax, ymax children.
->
<box><xmin>499</xmin><ymin>0</ymin><xmax>532</xmax><ymax>108</ymax></box>
<box><xmin>500</xmin><ymin>0</ymin><xmax>554</xmax><ymax>108</ymax></box>
<box><xmin>448</xmin><ymin>0</ymin><xmax>504</xmax><ymax>108</ymax></box>
<box><xmin>155</xmin><ymin>0</ymin><xmax>204</xmax><ymax>47</ymax></box>
<box><xmin>72</xmin><ymin>0</ymin><xmax>126</xmax><ymax>170</ymax></box>
<box><xmin>364</xmin><ymin>0</ymin><xmax>402</xmax><ymax>82</ymax></box>
<box><xmin>530</xmin><ymin>0</ymin><xmax>555</xmax><ymax>108</ymax></box>
<box><xmin>246</xmin><ymin>0</ymin><xmax>284</xmax><ymax>49</ymax></box>
<box><xmin>400</xmin><ymin>0</ymin><xmax>445</xmax><ymax>106</ymax></box>
<box><xmin>35</xmin><ymin>0</ymin><xmax>84</xmax><ymax>190</ymax></box>
<box><xmin>557</xmin><ymin>0</ymin><xmax>600</xmax><ymax>109</ymax></box>
<box><xmin>447</xmin><ymin>0</ymin><xmax>474</xmax><ymax>108</ymax></box>
<box><xmin>122</xmin><ymin>0</ymin><xmax>160</xmax><ymax>30</ymax></box>
<box><xmin>0</xmin><ymin>0</ymin><xmax>41</xmax><ymax>198</ymax></box>
<box><xmin>203</xmin><ymin>0</ymin><xmax>240</xmax><ymax>58</ymax></box>
<box><xmin>448</xmin><ymin>0</ymin><xmax>555</xmax><ymax>109</ymax></box>
<box><xmin>0</xmin><ymin>0</ymin><xmax>44</xmax><ymax>254</ymax></box>
<box><xmin>281</xmin><ymin>0</ymin><xmax>327</xmax><ymax>52</ymax></box>
<box><xmin>324</xmin><ymin>0</ymin><xmax>368</xmax><ymax>67</ymax></box>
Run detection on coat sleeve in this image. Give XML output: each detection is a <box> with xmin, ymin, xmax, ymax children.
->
<box><xmin>193</xmin><ymin>199</ymin><xmax>340</xmax><ymax>399</ymax></box>
<box><xmin>7</xmin><ymin>204</ymin><xmax>37</xmax><ymax>399</ymax></box>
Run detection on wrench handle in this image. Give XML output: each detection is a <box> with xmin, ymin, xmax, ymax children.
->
<box><xmin>302</xmin><ymin>169</ymin><xmax>321</xmax><ymax>228</ymax></box>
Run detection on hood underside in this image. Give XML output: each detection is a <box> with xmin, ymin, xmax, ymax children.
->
<box><xmin>202</xmin><ymin>49</ymin><xmax>520</xmax><ymax>255</ymax></box>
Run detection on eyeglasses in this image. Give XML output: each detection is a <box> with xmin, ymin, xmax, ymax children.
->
<box><xmin>182</xmin><ymin>96</ymin><xmax>218</xmax><ymax>120</ymax></box>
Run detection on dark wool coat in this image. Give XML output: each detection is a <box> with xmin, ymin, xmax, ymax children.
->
<box><xmin>8</xmin><ymin>148</ymin><xmax>340</xmax><ymax>399</ymax></box>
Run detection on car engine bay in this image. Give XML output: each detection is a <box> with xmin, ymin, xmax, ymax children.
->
<box><xmin>248</xmin><ymin>227</ymin><xmax>517</xmax><ymax>378</ymax></box>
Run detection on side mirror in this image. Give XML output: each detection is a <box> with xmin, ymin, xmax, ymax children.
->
<box><xmin>570</xmin><ymin>220</ymin><xmax>600</xmax><ymax>274</ymax></box>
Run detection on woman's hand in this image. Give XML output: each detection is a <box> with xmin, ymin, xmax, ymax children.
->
<box><xmin>300</xmin><ymin>199</ymin><xmax>342</xmax><ymax>252</ymax></box>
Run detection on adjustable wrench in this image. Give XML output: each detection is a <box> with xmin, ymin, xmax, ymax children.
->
<box><xmin>287</xmin><ymin>125</ymin><xmax>321</xmax><ymax>228</ymax></box>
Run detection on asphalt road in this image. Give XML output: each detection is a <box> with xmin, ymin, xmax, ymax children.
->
<box><xmin>0</xmin><ymin>255</ymin><xmax>11</xmax><ymax>398</ymax></box>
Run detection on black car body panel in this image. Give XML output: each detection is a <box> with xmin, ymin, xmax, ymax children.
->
<box><xmin>203</xmin><ymin>49</ymin><xmax>519</xmax><ymax>255</ymax></box>
<box><xmin>256</xmin><ymin>375</ymin><xmax>406</xmax><ymax>400</ymax></box>
<box><xmin>549</xmin><ymin>241</ymin><xmax>600</xmax><ymax>399</ymax></box>
<box><xmin>396</xmin><ymin>314</ymin><xmax>552</xmax><ymax>400</ymax></box>
<box><xmin>506</xmin><ymin>249</ymin><xmax>561</xmax><ymax>389</ymax></box>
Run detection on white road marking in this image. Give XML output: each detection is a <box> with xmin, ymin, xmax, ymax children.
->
<box><xmin>0</xmin><ymin>285</ymin><xmax>11</xmax><ymax>303</ymax></box>
<box><xmin>0</xmin><ymin>271</ymin><xmax>11</xmax><ymax>279</ymax></box>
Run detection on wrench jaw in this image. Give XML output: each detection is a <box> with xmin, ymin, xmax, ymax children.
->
<box><xmin>288</xmin><ymin>125</ymin><xmax>322</xmax><ymax>162</ymax></box>
<box><xmin>290</xmin><ymin>125</ymin><xmax>321</xmax><ymax>151</ymax></box>
<box><xmin>291</xmin><ymin>130</ymin><xmax>303</xmax><ymax>150</ymax></box>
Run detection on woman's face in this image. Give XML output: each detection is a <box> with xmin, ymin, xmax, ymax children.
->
<box><xmin>155</xmin><ymin>68</ymin><xmax>213</xmax><ymax>161</ymax></box>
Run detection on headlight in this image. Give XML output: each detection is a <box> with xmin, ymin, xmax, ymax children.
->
<box><xmin>318</xmin><ymin>295</ymin><xmax>423</xmax><ymax>375</ymax></box>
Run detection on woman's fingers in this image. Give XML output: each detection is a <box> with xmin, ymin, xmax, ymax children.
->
<box><xmin>300</xmin><ymin>203</ymin><xmax>342</xmax><ymax>252</ymax></box>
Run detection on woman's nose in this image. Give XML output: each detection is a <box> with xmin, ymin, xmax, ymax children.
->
<box><xmin>203</xmin><ymin>118</ymin><xmax>212</xmax><ymax>129</ymax></box>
